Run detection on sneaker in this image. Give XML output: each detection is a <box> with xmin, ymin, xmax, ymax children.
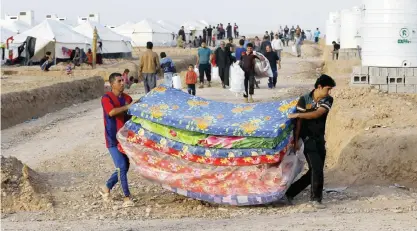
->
<box><xmin>207</xmin><ymin>82</ymin><xmax>211</xmax><ymax>87</ymax></box>
<box><xmin>249</xmin><ymin>96</ymin><xmax>254</xmax><ymax>103</ymax></box>
<box><xmin>122</xmin><ymin>199</ymin><xmax>135</xmax><ymax>208</ymax></box>
<box><xmin>244</xmin><ymin>98</ymin><xmax>249</xmax><ymax>103</ymax></box>
<box><xmin>309</xmin><ymin>201</ymin><xmax>326</xmax><ymax>209</ymax></box>
<box><xmin>98</xmin><ymin>186</ymin><xmax>111</xmax><ymax>202</ymax></box>
<box><xmin>199</xmin><ymin>83</ymin><xmax>204</xmax><ymax>89</ymax></box>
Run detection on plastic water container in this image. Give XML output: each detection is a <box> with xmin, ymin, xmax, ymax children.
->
<box><xmin>172</xmin><ymin>74</ymin><xmax>182</xmax><ymax>89</ymax></box>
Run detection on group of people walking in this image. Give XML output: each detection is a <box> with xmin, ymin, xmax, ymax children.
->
<box><xmin>177</xmin><ymin>23</ymin><xmax>239</xmax><ymax>48</ymax></box>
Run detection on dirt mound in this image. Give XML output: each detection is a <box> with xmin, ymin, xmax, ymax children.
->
<box><xmin>321</xmin><ymin>44</ymin><xmax>361</xmax><ymax>75</ymax></box>
<box><xmin>301</xmin><ymin>44</ymin><xmax>322</xmax><ymax>57</ymax></box>
<box><xmin>325</xmin><ymin>87</ymin><xmax>417</xmax><ymax>187</ymax></box>
<box><xmin>1</xmin><ymin>156</ymin><xmax>52</xmax><ymax>213</ymax></box>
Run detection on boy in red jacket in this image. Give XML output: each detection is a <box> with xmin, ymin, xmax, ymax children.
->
<box><xmin>185</xmin><ymin>64</ymin><xmax>198</xmax><ymax>95</ymax></box>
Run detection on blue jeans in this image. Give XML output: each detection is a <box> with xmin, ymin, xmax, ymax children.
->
<box><xmin>268</xmin><ymin>68</ymin><xmax>278</xmax><ymax>88</ymax></box>
<box><xmin>106</xmin><ymin>147</ymin><xmax>130</xmax><ymax>197</ymax></box>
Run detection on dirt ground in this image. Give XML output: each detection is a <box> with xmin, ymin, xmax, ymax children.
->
<box><xmin>1</xmin><ymin>44</ymin><xmax>417</xmax><ymax>231</ymax></box>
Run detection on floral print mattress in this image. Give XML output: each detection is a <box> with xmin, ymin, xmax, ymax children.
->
<box><xmin>128</xmin><ymin>85</ymin><xmax>298</xmax><ymax>138</ymax></box>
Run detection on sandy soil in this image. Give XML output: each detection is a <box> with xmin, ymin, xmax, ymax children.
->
<box><xmin>1</xmin><ymin>44</ymin><xmax>417</xmax><ymax>231</ymax></box>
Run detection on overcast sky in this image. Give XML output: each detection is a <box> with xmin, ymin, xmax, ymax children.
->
<box><xmin>2</xmin><ymin>0</ymin><xmax>362</xmax><ymax>34</ymax></box>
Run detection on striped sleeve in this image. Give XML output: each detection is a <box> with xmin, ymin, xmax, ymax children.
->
<box><xmin>319</xmin><ymin>97</ymin><xmax>333</xmax><ymax>111</ymax></box>
<box><xmin>296</xmin><ymin>96</ymin><xmax>306</xmax><ymax>112</ymax></box>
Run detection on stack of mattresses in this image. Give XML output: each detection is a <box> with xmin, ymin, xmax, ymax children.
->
<box><xmin>117</xmin><ymin>85</ymin><xmax>305</xmax><ymax>206</ymax></box>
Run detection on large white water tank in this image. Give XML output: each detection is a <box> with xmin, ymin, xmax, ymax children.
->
<box><xmin>326</xmin><ymin>11</ymin><xmax>341</xmax><ymax>45</ymax></box>
<box><xmin>340</xmin><ymin>7</ymin><xmax>362</xmax><ymax>49</ymax></box>
<box><xmin>361</xmin><ymin>0</ymin><xmax>417</xmax><ymax>67</ymax></box>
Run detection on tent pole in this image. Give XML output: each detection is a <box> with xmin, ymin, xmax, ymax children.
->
<box><xmin>54</xmin><ymin>39</ymin><xmax>57</xmax><ymax>66</ymax></box>
<box><xmin>92</xmin><ymin>27</ymin><xmax>97</xmax><ymax>69</ymax></box>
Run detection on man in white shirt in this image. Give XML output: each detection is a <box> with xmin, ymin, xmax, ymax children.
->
<box><xmin>272</xmin><ymin>34</ymin><xmax>284</xmax><ymax>60</ymax></box>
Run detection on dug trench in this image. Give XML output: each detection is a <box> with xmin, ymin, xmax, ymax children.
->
<box><xmin>1</xmin><ymin>76</ymin><xmax>104</xmax><ymax>130</ymax></box>
<box><xmin>1</xmin><ymin>56</ymin><xmax>197</xmax><ymax>130</ymax></box>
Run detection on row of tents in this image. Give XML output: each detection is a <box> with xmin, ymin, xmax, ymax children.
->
<box><xmin>1</xmin><ymin>18</ymin><xmax>213</xmax><ymax>64</ymax></box>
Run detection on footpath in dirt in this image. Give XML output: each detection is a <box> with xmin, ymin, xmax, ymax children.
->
<box><xmin>1</xmin><ymin>44</ymin><xmax>417</xmax><ymax>231</ymax></box>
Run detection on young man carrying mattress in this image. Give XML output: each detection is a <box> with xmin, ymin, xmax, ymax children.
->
<box><xmin>285</xmin><ymin>74</ymin><xmax>336</xmax><ymax>209</ymax></box>
<box><xmin>100</xmin><ymin>73</ymin><xmax>137</xmax><ymax>208</ymax></box>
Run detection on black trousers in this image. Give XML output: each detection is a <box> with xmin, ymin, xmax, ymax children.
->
<box><xmin>218</xmin><ymin>65</ymin><xmax>230</xmax><ymax>86</ymax></box>
<box><xmin>198</xmin><ymin>64</ymin><xmax>211</xmax><ymax>83</ymax></box>
<box><xmin>243</xmin><ymin>71</ymin><xmax>255</xmax><ymax>98</ymax></box>
<box><xmin>187</xmin><ymin>84</ymin><xmax>196</xmax><ymax>95</ymax></box>
<box><xmin>286</xmin><ymin>137</ymin><xmax>326</xmax><ymax>202</ymax></box>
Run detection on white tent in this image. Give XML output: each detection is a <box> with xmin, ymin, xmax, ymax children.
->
<box><xmin>112</xmin><ymin>21</ymin><xmax>136</xmax><ymax>38</ymax></box>
<box><xmin>157</xmin><ymin>20</ymin><xmax>186</xmax><ymax>34</ymax></box>
<box><xmin>131</xmin><ymin>19</ymin><xmax>173</xmax><ymax>47</ymax></box>
<box><xmin>0</xmin><ymin>20</ymin><xmax>31</xmax><ymax>34</ymax></box>
<box><xmin>182</xmin><ymin>21</ymin><xmax>205</xmax><ymax>38</ymax></box>
<box><xmin>73</xmin><ymin>21</ymin><xmax>132</xmax><ymax>57</ymax></box>
<box><xmin>1</xmin><ymin>27</ymin><xmax>15</xmax><ymax>42</ymax></box>
<box><xmin>11</xmin><ymin>19</ymin><xmax>91</xmax><ymax>61</ymax></box>
<box><xmin>198</xmin><ymin>20</ymin><xmax>211</xmax><ymax>27</ymax></box>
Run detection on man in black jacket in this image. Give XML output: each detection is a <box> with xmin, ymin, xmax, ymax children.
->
<box><xmin>178</xmin><ymin>26</ymin><xmax>186</xmax><ymax>42</ymax></box>
<box><xmin>214</xmin><ymin>41</ymin><xmax>232</xmax><ymax>88</ymax></box>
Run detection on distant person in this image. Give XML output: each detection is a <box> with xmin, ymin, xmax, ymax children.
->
<box><xmin>71</xmin><ymin>47</ymin><xmax>81</xmax><ymax>67</ymax></box>
<box><xmin>185</xmin><ymin>64</ymin><xmax>198</xmax><ymax>95</ymax></box>
<box><xmin>196</xmin><ymin>41</ymin><xmax>212</xmax><ymax>88</ymax></box>
<box><xmin>260</xmin><ymin>35</ymin><xmax>272</xmax><ymax>54</ymax></box>
<box><xmin>66</xmin><ymin>61</ymin><xmax>73</xmax><ymax>76</ymax></box>
<box><xmin>284</xmin><ymin>25</ymin><xmax>289</xmax><ymax>37</ymax></box>
<box><xmin>214</xmin><ymin>41</ymin><xmax>232</xmax><ymax>88</ymax></box>
<box><xmin>240</xmin><ymin>43</ymin><xmax>261</xmax><ymax>103</ymax></box>
<box><xmin>332</xmin><ymin>41</ymin><xmax>340</xmax><ymax>60</ymax></box>
<box><xmin>139</xmin><ymin>41</ymin><xmax>161</xmax><ymax>93</ymax></box>
<box><xmin>212</xmin><ymin>27</ymin><xmax>218</xmax><ymax>46</ymax></box>
<box><xmin>86</xmin><ymin>48</ymin><xmax>93</xmax><ymax>65</ymax></box>
<box><xmin>97</xmin><ymin>42</ymin><xmax>103</xmax><ymax>65</ymax></box>
<box><xmin>226</xmin><ymin>23</ymin><xmax>232</xmax><ymax>39</ymax></box>
<box><xmin>160</xmin><ymin>52</ymin><xmax>176</xmax><ymax>87</ymax></box>
<box><xmin>314</xmin><ymin>28</ymin><xmax>321</xmax><ymax>43</ymax></box>
<box><xmin>272</xmin><ymin>34</ymin><xmax>284</xmax><ymax>60</ymax></box>
<box><xmin>226</xmin><ymin>37</ymin><xmax>236</xmax><ymax>53</ymax></box>
<box><xmin>290</xmin><ymin>26</ymin><xmax>296</xmax><ymax>41</ymax></box>
<box><xmin>203</xmin><ymin>27</ymin><xmax>207</xmax><ymax>42</ymax></box>
<box><xmin>284</xmin><ymin>33</ymin><xmax>290</xmax><ymax>47</ymax></box>
<box><xmin>122</xmin><ymin>69</ymin><xmax>130</xmax><ymax>87</ymax></box>
<box><xmin>242</xmin><ymin>36</ymin><xmax>249</xmax><ymax>48</ymax></box>
<box><xmin>234</xmin><ymin>23</ymin><xmax>239</xmax><ymax>38</ymax></box>
<box><xmin>235</xmin><ymin>39</ymin><xmax>246</xmax><ymax>61</ymax></box>
<box><xmin>178</xmin><ymin>26</ymin><xmax>186</xmax><ymax>42</ymax></box>
<box><xmin>254</xmin><ymin>36</ymin><xmax>261</xmax><ymax>52</ymax></box>
<box><xmin>130</xmin><ymin>78</ymin><xmax>139</xmax><ymax>89</ymax></box>
<box><xmin>207</xmin><ymin>26</ymin><xmax>213</xmax><ymax>46</ymax></box>
<box><xmin>40</xmin><ymin>51</ymin><xmax>53</xmax><ymax>71</ymax></box>
<box><xmin>100</xmin><ymin>72</ymin><xmax>136</xmax><ymax>208</ymax></box>
<box><xmin>270</xmin><ymin>31</ymin><xmax>274</xmax><ymax>41</ymax></box>
<box><xmin>285</xmin><ymin>74</ymin><xmax>336</xmax><ymax>209</ymax></box>
<box><xmin>294</xmin><ymin>34</ymin><xmax>303</xmax><ymax>57</ymax></box>
<box><xmin>264</xmin><ymin>45</ymin><xmax>281</xmax><ymax>89</ymax></box>
<box><xmin>295</xmin><ymin>25</ymin><xmax>302</xmax><ymax>37</ymax></box>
